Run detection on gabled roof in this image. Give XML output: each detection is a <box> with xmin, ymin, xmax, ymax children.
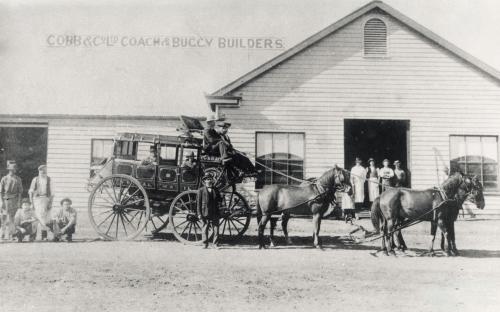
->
<box><xmin>208</xmin><ymin>0</ymin><xmax>500</xmax><ymax>100</ymax></box>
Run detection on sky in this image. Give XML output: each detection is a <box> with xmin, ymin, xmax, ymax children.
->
<box><xmin>0</xmin><ymin>0</ymin><xmax>499</xmax><ymax>117</ymax></box>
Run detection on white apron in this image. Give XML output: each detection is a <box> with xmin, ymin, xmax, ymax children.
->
<box><xmin>350</xmin><ymin>166</ymin><xmax>366</xmax><ymax>203</ymax></box>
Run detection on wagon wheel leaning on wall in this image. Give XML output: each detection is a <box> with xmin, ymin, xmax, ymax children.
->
<box><xmin>168</xmin><ymin>189</ymin><xmax>251</xmax><ymax>245</ymax></box>
<box><xmin>88</xmin><ymin>174</ymin><xmax>151</xmax><ymax>240</ymax></box>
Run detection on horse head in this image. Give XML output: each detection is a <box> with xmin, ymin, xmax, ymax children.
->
<box><xmin>317</xmin><ymin>166</ymin><xmax>351</xmax><ymax>193</ymax></box>
<box><xmin>449</xmin><ymin>173</ymin><xmax>485</xmax><ymax>209</ymax></box>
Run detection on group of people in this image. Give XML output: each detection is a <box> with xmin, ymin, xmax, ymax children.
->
<box><xmin>202</xmin><ymin>115</ymin><xmax>256</xmax><ymax>178</ymax></box>
<box><xmin>0</xmin><ymin>161</ymin><xmax>77</xmax><ymax>243</ymax></box>
<box><xmin>342</xmin><ymin>157</ymin><xmax>408</xmax><ymax>220</ymax></box>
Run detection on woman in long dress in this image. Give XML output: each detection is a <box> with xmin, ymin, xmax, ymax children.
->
<box><xmin>366</xmin><ymin>158</ymin><xmax>379</xmax><ymax>205</ymax></box>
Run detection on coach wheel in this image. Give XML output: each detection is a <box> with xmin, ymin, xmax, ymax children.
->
<box><xmin>169</xmin><ymin>190</ymin><xmax>205</xmax><ymax>245</ymax></box>
<box><xmin>88</xmin><ymin>174</ymin><xmax>151</xmax><ymax>240</ymax></box>
<box><xmin>218</xmin><ymin>191</ymin><xmax>251</xmax><ymax>241</ymax></box>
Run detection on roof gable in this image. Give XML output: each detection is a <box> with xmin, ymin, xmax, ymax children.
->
<box><xmin>208</xmin><ymin>0</ymin><xmax>500</xmax><ymax>100</ymax></box>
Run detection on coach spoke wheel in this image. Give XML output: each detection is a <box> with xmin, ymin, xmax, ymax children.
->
<box><xmin>169</xmin><ymin>190</ymin><xmax>205</xmax><ymax>245</ymax></box>
<box><xmin>218</xmin><ymin>191</ymin><xmax>250</xmax><ymax>241</ymax></box>
<box><xmin>88</xmin><ymin>174</ymin><xmax>150</xmax><ymax>241</ymax></box>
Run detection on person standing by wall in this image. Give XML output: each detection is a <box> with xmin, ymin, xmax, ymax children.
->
<box><xmin>366</xmin><ymin>158</ymin><xmax>379</xmax><ymax>206</ymax></box>
<box><xmin>29</xmin><ymin>164</ymin><xmax>54</xmax><ymax>241</ymax></box>
<box><xmin>350</xmin><ymin>157</ymin><xmax>367</xmax><ymax>211</ymax></box>
<box><xmin>393</xmin><ymin>160</ymin><xmax>407</xmax><ymax>187</ymax></box>
<box><xmin>378</xmin><ymin>159</ymin><xmax>394</xmax><ymax>192</ymax></box>
<box><xmin>0</xmin><ymin>161</ymin><xmax>23</xmax><ymax>240</ymax></box>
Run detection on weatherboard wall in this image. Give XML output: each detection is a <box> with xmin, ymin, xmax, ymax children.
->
<box><xmin>218</xmin><ymin>12</ymin><xmax>500</xmax><ymax>203</ymax></box>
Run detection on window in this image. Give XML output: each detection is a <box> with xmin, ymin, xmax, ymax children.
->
<box><xmin>114</xmin><ymin>141</ymin><xmax>136</xmax><ymax>159</ymax></box>
<box><xmin>255</xmin><ymin>132</ymin><xmax>304</xmax><ymax>189</ymax></box>
<box><xmin>364</xmin><ymin>18</ymin><xmax>387</xmax><ymax>56</ymax></box>
<box><xmin>450</xmin><ymin>135</ymin><xmax>498</xmax><ymax>190</ymax></box>
<box><xmin>91</xmin><ymin>139</ymin><xmax>114</xmax><ymax>166</ymax></box>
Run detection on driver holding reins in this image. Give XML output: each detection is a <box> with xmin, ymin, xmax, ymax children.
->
<box><xmin>203</xmin><ymin>118</ymin><xmax>257</xmax><ymax>179</ymax></box>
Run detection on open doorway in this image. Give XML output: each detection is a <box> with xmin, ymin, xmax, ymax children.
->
<box><xmin>344</xmin><ymin>119</ymin><xmax>410</xmax><ymax>186</ymax></box>
<box><xmin>0</xmin><ymin>126</ymin><xmax>48</xmax><ymax>196</ymax></box>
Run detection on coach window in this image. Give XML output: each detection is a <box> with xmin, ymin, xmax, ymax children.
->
<box><xmin>255</xmin><ymin>132</ymin><xmax>305</xmax><ymax>189</ymax></box>
<box><xmin>450</xmin><ymin>135</ymin><xmax>498</xmax><ymax>191</ymax></box>
<box><xmin>91</xmin><ymin>139</ymin><xmax>114</xmax><ymax>166</ymax></box>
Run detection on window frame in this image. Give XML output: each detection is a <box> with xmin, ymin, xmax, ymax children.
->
<box><xmin>449</xmin><ymin>134</ymin><xmax>499</xmax><ymax>192</ymax></box>
<box><xmin>90</xmin><ymin>138</ymin><xmax>114</xmax><ymax>166</ymax></box>
<box><xmin>362</xmin><ymin>16</ymin><xmax>390</xmax><ymax>58</ymax></box>
<box><xmin>254</xmin><ymin>131</ymin><xmax>306</xmax><ymax>189</ymax></box>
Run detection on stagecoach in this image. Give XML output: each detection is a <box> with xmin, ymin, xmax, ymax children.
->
<box><xmin>87</xmin><ymin>116</ymin><xmax>252</xmax><ymax>244</ymax></box>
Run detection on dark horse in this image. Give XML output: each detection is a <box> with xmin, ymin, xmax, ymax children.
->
<box><xmin>256</xmin><ymin>167</ymin><xmax>350</xmax><ymax>249</ymax></box>
<box><xmin>371</xmin><ymin>173</ymin><xmax>485</xmax><ymax>256</ymax></box>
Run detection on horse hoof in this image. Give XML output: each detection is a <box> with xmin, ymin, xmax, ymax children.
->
<box><xmin>270</xmin><ymin>242</ymin><xmax>276</xmax><ymax>248</ymax></box>
<box><xmin>383</xmin><ymin>250</ymin><xmax>389</xmax><ymax>256</ymax></box>
<box><xmin>259</xmin><ymin>245</ymin><xmax>267</xmax><ymax>250</ymax></box>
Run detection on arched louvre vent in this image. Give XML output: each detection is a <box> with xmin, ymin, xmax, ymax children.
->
<box><xmin>364</xmin><ymin>18</ymin><xmax>387</xmax><ymax>56</ymax></box>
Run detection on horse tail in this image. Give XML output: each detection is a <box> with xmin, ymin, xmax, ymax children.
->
<box><xmin>255</xmin><ymin>193</ymin><xmax>262</xmax><ymax>225</ymax></box>
<box><xmin>370</xmin><ymin>197</ymin><xmax>382</xmax><ymax>234</ymax></box>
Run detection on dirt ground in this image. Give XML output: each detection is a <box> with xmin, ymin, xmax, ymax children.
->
<box><xmin>1</xmin><ymin>217</ymin><xmax>500</xmax><ymax>312</ymax></box>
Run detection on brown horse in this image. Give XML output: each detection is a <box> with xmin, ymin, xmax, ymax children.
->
<box><xmin>371</xmin><ymin>173</ymin><xmax>484</xmax><ymax>256</ymax></box>
<box><xmin>256</xmin><ymin>167</ymin><xmax>350</xmax><ymax>249</ymax></box>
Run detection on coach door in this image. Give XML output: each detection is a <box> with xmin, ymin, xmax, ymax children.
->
<box><xmin>157</xmin><ymin>144</ymin><xmax>179</xmax><ymax>192</ymax></box>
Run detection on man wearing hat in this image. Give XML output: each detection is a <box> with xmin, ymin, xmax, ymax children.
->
<box><xmin>197</xmin><ymin>174</ymin><xmax>221</xmax><ymax>249</ymax></box>
<box><xmin>203</xmin><ymin>115</ymin><xmax>221</xmax><ymax>155</ymax></box>
<box><xmin>181</xmin><ymin>151</ymin><xmax>197</xmax><ymax>169</ymax></box>
<box><xmin>14</xmin><ymin>198</ymin><xmax>37</xmax><ymax>242</ymax></box>
<box><xmin>0</xmin><ymin>161</ymin><xmax>23</xmax><ymax>240</ymax></box>
<box><xmin>350</xmin><ymin>157</ymin><xmax>367</xmax><ymax>212</ymax></box>
<box><xmin>141</xmin><ymin>145</ymin><xmax>158</xmax><ymax>166</ymax></box>
<box><xmin>378</xmin><ymin>159</ymin><xmax>395</xmax><ymax>192</ymax></box>
<box><xmin>29</xmin><ymin>164</ymin><xmax>54</xmax><ymax>241</ymax></box>
<box><xmin>393</xmin><ymin>160</ymin><xmax>407</xmax><ymax>187</ymax></box>
<box><xmin>50</xmin><ymin>197</ymin><xmax>77</xmax><ymax>242</ymax></box>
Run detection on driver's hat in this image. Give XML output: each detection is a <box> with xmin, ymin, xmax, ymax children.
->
<box><xmin>202</xmin><ymin>174</ymin><xmax>213</xmax><ymax>182</ymax></box>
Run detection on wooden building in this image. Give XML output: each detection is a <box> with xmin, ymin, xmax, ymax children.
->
<box><xmin>207</xmin><ymin>1</ymin><xmax>500</xmax><ymax>214</ymax></box>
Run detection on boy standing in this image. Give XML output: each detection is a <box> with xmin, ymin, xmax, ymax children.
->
<box><xmin>1</xmin><ymin>161</ymin><xmax>23</xmax><ymax>240</ymax></box>
<box><xmin>14</xmin><ymin>198</ymin><xmax>37</xmax><ymax>242</ymax></box>
<box><xmin>29</xmin><ymin>164</ymin><xmax>54</xmax><ymax>241</ymax></box>
<box><xmin>197</xmin><ymin>175</ymin><xmax>221</xmax><ymax>249</ymax></box>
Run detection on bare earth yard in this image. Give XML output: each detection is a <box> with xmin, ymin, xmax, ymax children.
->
<box><xmin>1</xmin><ymin>217</ymin><xmax>499</xmax><ymax>312</ymax></box>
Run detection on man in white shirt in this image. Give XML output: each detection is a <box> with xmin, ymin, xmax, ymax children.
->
<box><xmin>350</xmin><ymin>157</ymin><xmax>367</xmax><ymax>212</ymax></box>
<box><xmin>29</xmin><ymin>164</ymin><xmax>54</xmax><ymax>241</ymax></box>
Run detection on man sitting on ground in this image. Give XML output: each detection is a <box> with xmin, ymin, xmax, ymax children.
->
<box><xmin>14</xmin><ymin>198</ymin><xmax>37</xmax><ymax>242</ymax></box>
<box><xmin>50</xmin><ymin>198</ymin><xmax>77</xmax><ymax>242</ymax></box>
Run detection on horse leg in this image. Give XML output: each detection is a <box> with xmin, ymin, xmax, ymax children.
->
<box><xmin>450</xmin><ymin>221</ymin><xmax>459</xmax><ymax>256</ymax></box>
<box><xmin>437</xmin><ymin>218</ymin><xmax>452</xmax><ymax>256</ymax></box>
<box><xmin>258</xmin><ymin>214</ymin><xmax>270</xmax><ymax>249</ymax></box>
<box><xmin>396</xmin><ymin>230</ymin><xmax>408</xmax><ymax>252</ymax></box>
<box><xmin>427</xmin><ymin>221</ymin><xmax>438</xmax><ymax>256</ymax></box>
<box><xmin>312</xmin><ymin>213</ymin><xmax>322</xmax><ymax>249</ymax></box>
<box><xmin>380</xmin><ymin>220</ymin><xmax>388</xmax><ymax>255</ymax></box>
<box><xmin>281</xmin><ymin>213</ymin><xmax>292</xmax><ymax>245</ymax></box>
<box><xmin>269</xmin><ymin>217</ymin><xmax>277</xmax><ymax>247</ymax></box>
<box><xmin>386</xmin><ymin>218</ymin><xmax>396</xmax><ymax>255</ymax></box>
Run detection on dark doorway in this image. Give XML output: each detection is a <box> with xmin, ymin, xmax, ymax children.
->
<box><xmin>344</xmin><ymin>119</ymin><xmax>410</xmax><ymax>185</ymax></box>
<box><xmin>0</xmin><ymin>127</ymin><xmax>48</xmax><ymax>196</ymax></box>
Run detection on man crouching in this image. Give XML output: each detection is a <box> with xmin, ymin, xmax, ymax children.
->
<box><xmin>50</xmin><ymin>198</ymin><xmax>77</xmax><ymax>242</ymax></box>
<box><xmin>197</xmin><ymin>175</ymin><xmax>221</xmax><ymax>249</ymax></box>
<box><xmin>14</xmin><ymin>198</ymin><xmax>37</xmax><ymax>242</ymax></box>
